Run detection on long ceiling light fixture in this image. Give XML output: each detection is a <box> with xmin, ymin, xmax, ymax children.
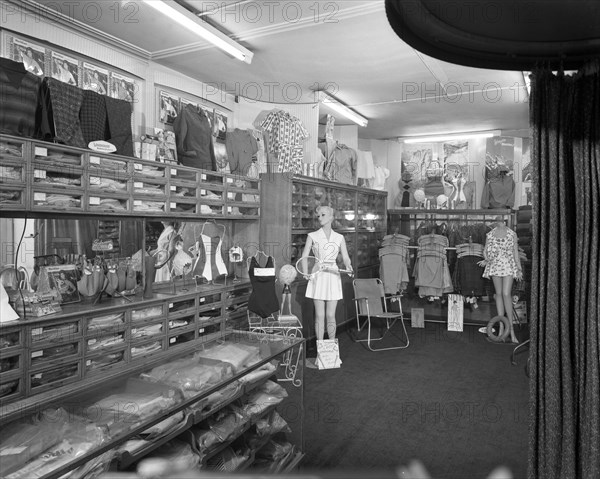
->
<box><xmin>141</xmin><ymin>0</ymin><xmax>253</xmax><ymax>64</ymax></box>
<box><xmin>402</xmin><ymin>130</ymin><xmax>500</xmax><ymax>144</ymax></box>
<box><xmin>317</xmin><ymin>91</ymin><xmax>368</xmax><ymax>128</ymax></box>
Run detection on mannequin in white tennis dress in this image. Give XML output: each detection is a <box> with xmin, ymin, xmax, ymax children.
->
<box><xmin>301</xmin><ymin>206</ymin><xmax>352</xmax><ymax>340</ymax></box>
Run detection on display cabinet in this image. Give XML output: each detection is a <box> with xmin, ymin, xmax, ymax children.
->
<box><xmin>0</xmin><ymin>134</ymin><xmax>304</xmax><ymax>478</ymax></box>
<box><xmin>259</xmin><ymin>173</ymin><xmax>388</xmax><ymax>341</ymax></box>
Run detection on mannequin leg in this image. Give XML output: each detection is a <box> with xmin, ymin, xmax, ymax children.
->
<box><xmin>492</xmin><ymin>276</ymin><xmax>506</xmax><ymax>317</ymax></box>
<box><xmin>314</xmin><ymin>299</ymin><xmax>325</xmax><ymax>341</ymax></box>
<box><xmin>325</xmin><ymin>300</ymin><xmax>338</xmax><ymax>339</ymax></box>
<box><xmin>501</xmin><ymin>276</ymin><xmax>517</xmax><ymax>343</ymax></box>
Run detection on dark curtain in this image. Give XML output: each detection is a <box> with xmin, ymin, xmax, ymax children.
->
<box><xmin>529</xmin><ymin>62</ymin><xmax>600</xmax><ymax>479</ymax></box>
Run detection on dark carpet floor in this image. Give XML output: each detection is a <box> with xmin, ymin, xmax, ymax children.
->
<box><xmin>297</xmin><ymin>321</ymin><xmax>530</xmax><ymax>479</ymax></box>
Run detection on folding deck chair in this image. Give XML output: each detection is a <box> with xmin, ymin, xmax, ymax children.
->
<box><xmin>352</xmin><ymin>278</ymin><xmax>409</xmax><ymax>351</ymax></box>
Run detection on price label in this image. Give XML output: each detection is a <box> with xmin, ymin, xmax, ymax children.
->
<box><xmin>134</xmin><ymin>182</ymin><xmax>143</xmax><ymax>189</ymax></box>
<box><xmin>35</xmin><ymin>146</ymin><xmax>48</xmax><ymax>157</ymax></box>
<box><xmin>200</xmin><ymin>189</ymin><xmax>206</xmax><ymax>195</ymax></box>
<box><xmin>199</xmin><ymin>297</ymin><xmax>205</xmax><ymax>303</ymax></box>
<box><xmin>86</xmin><ymin>360</ymin><xmax>92</xmax><ymax>366</ymax></box>
<box><xmin>134</xmin><ymin>200</ymin><xmax>142</xmax><ymax>206</ymax></box>
<box><xmin>169</xmin><ymin>303</ymin><xmax>174</xmax><ymax>308</ymax></box>
<box><xmin>170</xmin><ymin>185</ymin><xmax>177</xmax><ymax>191</ymax></box>
<box><xmin>227</xmin><ymin>207</ymin><xmax>233</xmax><ymax>213</ymax></box>
<box><xmin>169</xmin><ymin>337</ymin><xmax>176</xmax><ymax>344</ymax></box>
<box><xmin>199</xmin><ymin>328</ymin><xmax>205</xmax><ymax>334</ymax></box>
<box><xmin>201</xmin><ymin>174</ymin><xmax>207</xmax><ymax>181</ymax></box>
<box><xmin>33</xmin><ymin>192</ymin><xmax>46</xmax><ymax>202</ymax></box>
<box><xmin>134</xmin><ymin>163</ymin><xmax>143</xmax><ymax>171</ymax></box>
<box><xmin>170</xmin><ymin>202</ymin><xmax>177</xmax><ymax>209</ymax></box>
<box><xmin>89</xmin><ymin>196</ymin><xmax>100</xmax><ymax>205</ymax></box>
<box><xmin>226</xmin><ymin>177</ymin><xmax>234</xmax><ymax>183</ymax></box>
<box><xmin>88</xmin><ymin>338</ymin><xmax>97</xmax><ymax>345</ymax></box>
<box><xmin>31</xmin><ymin>350</ymin><xmax>43</xmax><ymax>358</ymax></box>
<box><xmin>90</xmin><ymin>156</ymin><xmax>100</xmax><ymax>165</ymax></box>
<box><xmin>170</xmin><ymin>168</ymin><xmax>177</xmax><ymax>176</ymax></box>
<box><xmin>33</xmin><ymin>169</ymin><xmax>46</xmax><ymax>179</ymax></box>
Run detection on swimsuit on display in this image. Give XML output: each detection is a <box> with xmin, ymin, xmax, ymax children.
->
<box><xmin>248</xmin><ymin>256</ymin><xmax>280</xmax><ymax>318</ymax></box>
<box><xmin>200</xmin><ymin>233</ymin><xmax>227</xmax><ymax>282</ymax></box>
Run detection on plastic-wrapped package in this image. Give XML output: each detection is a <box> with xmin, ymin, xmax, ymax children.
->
<box><xmin>5</xmin><ymin>416</ymin><xmax>106</xmax><ymax>479</ymax></box>
<box><xmin>254</xmin><ymin>410</ymin><xmax>291</xmax><ymax>438</ymax></box>
<box><xmin>206</xmin><ymin>446</ymin><xmax>249</xmax><ymax>472</ymax></box>
<box><xmin>140</xmin><ymin>356</ymin><xmax>233</xmax><ymax>399</ymax></box>
<box><xmin>58</xmin><ymin>449</ymin><xmax>114</xmax><ymax>479</ymax></box>
<box><xmin>139</xmin><ymin>411</ymin><xmax>186</xmax><ymax>440</ymax></box>
<box><xmin>137</xmin><ymin>439</ymin><xmax>200</xmax><ymax>477</ymax></box>
<box><xmin>240</xmin><ymin>380</ymin><xmax>288</xmax><ymax>420</ymax></box>
<box><xmin>193</xmin><ymin>342</ymin><xmax>262</xmax><ymax>372</ymax></box>
<box><xmin>0</xmin><ymin>408</ymin><xmax>68</xmax><ymax>475</ymax></box>
<box><xmin>194</xmin><ymin>380</ymin><xmax>241</xmax><ymax>414</ymax></box>
<box><xmin>83</xmin><ymin>379</ymin><xmax>182</xmax><ymax>438</ymax></box>
<box><xmin>238</xmin><ymin>361</ymin><xmax>277</xmax><ymax>386</ymax></box>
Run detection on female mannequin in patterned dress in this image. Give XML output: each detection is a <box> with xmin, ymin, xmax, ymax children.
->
<box><xmin>301</xmin><ymin>206</ymin><xmax>353</xmax><ymax>341</ymax></box>
<box><xmin>479</xmin><ymin>217</ymin><xmax>523</xmax><ymax>343</ymax></box>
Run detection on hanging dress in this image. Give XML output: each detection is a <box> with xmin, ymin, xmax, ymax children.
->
<box><xmin>248</xmin><ymin>256</ymin><xmax>279</xmax><ymax>318</ymax></box>
<box><xmin>305</xmin><ymin>228</ymin><xmax>344</xmax><ymax>301</ymax></box>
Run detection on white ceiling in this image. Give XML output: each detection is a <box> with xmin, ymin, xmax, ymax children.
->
<box><xmin>30</xmin><ymin>0</ymin><xmax>530</xmax><ymax>140</ymax></box>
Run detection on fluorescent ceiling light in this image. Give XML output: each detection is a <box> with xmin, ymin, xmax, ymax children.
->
<box><xmin>402</xmin><ymin>131</ymin><xmax>500</xmax><ymax>144</ymax></box>
<box><xmin>318</xmin><ymin>91</ymin><xmax>368</xmax><ymax>128</ymax></box>
<box><xmin>141</xmin><ymin>0</ymin><xmax>253</xmax><ymax>64</ymax></box>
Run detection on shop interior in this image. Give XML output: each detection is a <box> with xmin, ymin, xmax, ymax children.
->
<box><xmin>0</xmin><ymin>1</ymin><xmax>598</xmax><ymax>479</ymax></box>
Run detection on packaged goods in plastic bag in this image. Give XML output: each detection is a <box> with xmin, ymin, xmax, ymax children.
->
<box><xmin>240</xmin><ymin>380</ymin><xmax>288</xmax><ymax>419</ymax></box>
<box><xmin>254</xmin><ymin>410</ymin><xmax>292</xmax><ymax>438</ymax></box>
<box><xmin>140</xmin><ymin>438</ymin><xmax>199</xmax><ymax>470</ymax></box>
<box><xmin>0</xmin><ymin>408</ymin><xmax>68</xmax><ymax>476</ymax></box>
<box><xmin>238</xmin><ymin>360</ymin><xmax>277</xmax><ymax>385</ymax></box>
<box><xmin>193</xmin><ymin>342</ymin><xmax>261</xmax><ymax>372</ymax></box>
<box><xmin>140</xmin><ymin>356</ymin><xmax>233</xmax><ymax>399</ymax></box>
<box><xmin>5</xmin><ymin>416</ymin><xmax>106</xmax><ymax>479</ymax></box>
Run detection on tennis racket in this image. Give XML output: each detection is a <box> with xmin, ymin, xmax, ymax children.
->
<box><xmin>295</xmin><ymin>256</ymin><xmax>353</xmax><ymax>280</ymax></box>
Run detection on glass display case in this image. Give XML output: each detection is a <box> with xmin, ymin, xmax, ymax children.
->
<box><xmin>280</xmin><ymin>177</ymin><xmax>387</xmax><ymax>270</ymax></box>
<box><xmin>0</xmin><ymin>134</ymin><xmax>304</xmax><ymax>477</ymax></box>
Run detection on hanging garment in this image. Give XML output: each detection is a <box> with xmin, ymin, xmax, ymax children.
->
<box><xmin>201</xmin><ymin>234</ymin><xmax>227</xmax><ymax>282</ymax></box>
<box><xmin>173</xmin><ymin>104</ymin><xmax>216</xmax><ymax>170</ymax></box>
<box><xmin>481</xmin><ymin>174</ymin><xmax>515</xmax><ymax>208</ymax></box>
<box><xmin>332</xmin><ymin>143</ymin><xmax>357</xmax><ymax>185</ymax></box>
<box><xmin>260</xmin><ymin>109</ymin><xmax>308</xmax><ymax>174</ymax></box>
<box><xmin>104</xmin><ymin>96</ymin><xmax>134</xmax><ymax>157</ymax></box>
<box><xmin>356</xmin><ymin>150</ymin><xmax>376</xmax><ymax>185</ymax></box>
<box><xmin>225</xmin><ymin>128</ymin><xmax>259</xmax><ymax>175</ymax></box>
<box><xmin>413</xmin><ymin>234</ymin><xmax>454</xmax><ymax>297</ymax></box>
<box><xmin>305</xmin><ymin>228</ymin><xmax>344</xmax><ymax>301</ymax></box>
<box><xmin>371</xmin><ymin>166</ymin><xmax>390</xmax><ymax>190</ymax></box>
<box><xmin>80</xmin><ymin>89</ymin><xmax>109</xmax><ymax>145</ymax></box>
<box><xmin>251</xmin><ymin>129</ymin><xmax>268</xmax><ymax>174</ymax></box>
<box><xmin>248</xmin><ymin>256</ymin><xmax>280</xmax><ymax>318</ymax></box>
<box><xmin>0</xmin><ymin>58</ymin><xmax>41</xmax><ymax>138</ymax></box>
<box><xmin>379</xmin><ymin>243</ymin><xmax>410</xmax><ymax>294</ymax></box>
<box><xmin>39</xmin><ymin>77</ymin><xmax>87</xmax><ymax>147</ymax></box>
